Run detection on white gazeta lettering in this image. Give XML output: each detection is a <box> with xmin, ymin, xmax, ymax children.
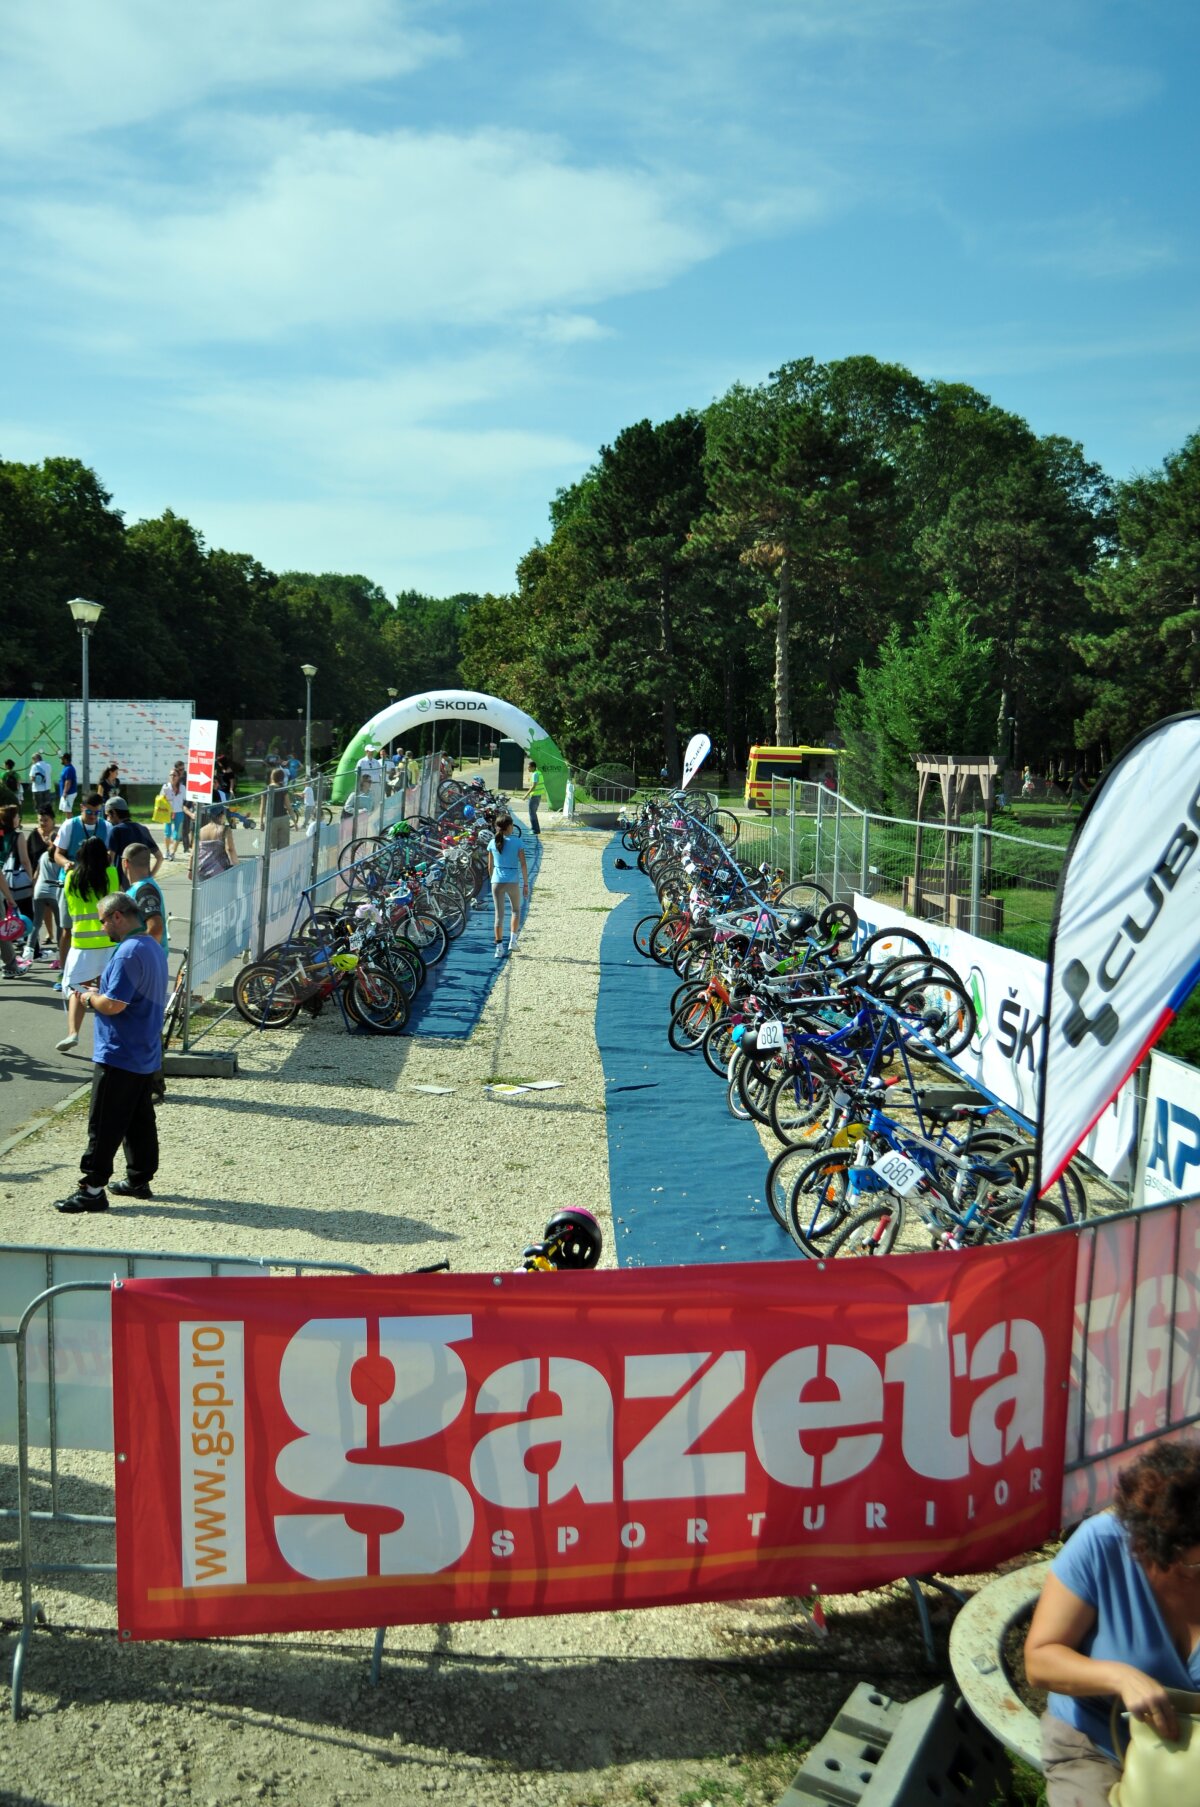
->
<box><xmin>623</xmin><ymin>1351</ymin><xmax>746</xmax><ymax>1499</ymax></box>
<box><xmin>470</xmin><ymin>1357</ymin><xmax>613</xmax><ymax>1506</ymax></box>
<box><xmin>274</xmin><ymin>1315</ymin><xmax>475</xmax><ymax>1581</ymax></box>
<box><xmin>271</xmin><ymin>1306</ymin><xmax>1051</xmax><ymax>1579</ymax></box>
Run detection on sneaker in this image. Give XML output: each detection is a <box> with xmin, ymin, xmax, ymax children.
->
<box><xmin>55</xmin><ymin>1188</ymin><xmax>110</xmax><ymax>1214</ymax></box>
<box><xmin>508</xmin><ymin>940</ymin><xmax>519</xmax><ymax>956</ymax></box>
<box><xmin>55</xmin><ymin>1032</ymin><xmax>79</xmax><ymax>1052</ymax></box>
<box><xmin>15</xmin><ymin>957</ymin><xmax>32</xmax><ymax>971</ymax></box>
<box><xmin>111</xmin><ymin>1179</ymin><xmax>154</xmax><ymax>1199</ymax></box>
<box><xmin>494</xmin><ymin>944</ymin><xmax>505</xmax><ymax>960</ymax></box>
<box><xmin>48</xmin><ymin>959</ymin><xmax>61</xmax><ymax>971</ymax></box>
<box><xmin>52</xmin><ymin>980</ymin><xmax>63</xmax><ymax>992</ymax></box>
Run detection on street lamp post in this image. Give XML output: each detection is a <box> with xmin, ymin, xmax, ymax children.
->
<box><xmin>386</xmin><ymin>687</ymin><xmax>398</xmax><ymax>761</ymax></box>
<box><xmin>301</xmin><ymin>664</ymin><xmax>317</xmax><ymax>778</ymax></box>
<box><xmin>67</xmin><ymin>598</ymin><xmax>104</xmax><ymax>794</ymax></box>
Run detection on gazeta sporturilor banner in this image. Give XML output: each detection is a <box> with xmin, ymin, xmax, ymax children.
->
<box><xmin>113</xmin><ymin>1252</ymin><xmax>1073</xmax><ymax>1640</ymax></box>
<box><xmin>1036</xmin><ymin>713</ymin><xmax>1200</xmax><ymax>1195</ymax></box>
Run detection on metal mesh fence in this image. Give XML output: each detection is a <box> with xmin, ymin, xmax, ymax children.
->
<box><xmin>755</xmin><ymin>777</ymin><xmax>1066</xmax><ymax>959</ymax></box>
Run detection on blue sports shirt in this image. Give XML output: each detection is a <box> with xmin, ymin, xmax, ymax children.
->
<box><xmin>1049</xmin><ymin>1510</ymin><xmax>1200</xmax><ymax>1754</ymax></box>
<box><xmin>93</xmin><ymin>933</ymin><xmax>169</xmax><ymax>1075</ymax></box>
<box><xmin>491</xmin><ymin>834</ymin><xmax>524</xmax><ymax>885</ymax></box>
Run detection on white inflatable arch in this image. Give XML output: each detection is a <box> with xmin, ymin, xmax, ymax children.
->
<box><xmin>332</xmin><ymin>688</ymin><xmax>568</xmax><ymax>807</ymax></box>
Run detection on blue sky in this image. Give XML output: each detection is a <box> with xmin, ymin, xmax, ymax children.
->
<box><xmin>2</xmin><ymin>0</ymin><xmax>1196</xmax><ymax>598</ymax></box>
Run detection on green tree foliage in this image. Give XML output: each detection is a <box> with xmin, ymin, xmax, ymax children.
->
<box><xmin>836</xmin><ymin>591</ymin><xmax>996</xmax><ymax>814</ymax></box>
<box><xmin>1076</xmin><ymin>433</ymin><xmax>1200</xmax><ymax>756</ymax></box>
<box><xmin>461</xmin><ymin>415</ymin><xmax>759</xmax><ymax>773</ymax></box>
<box><xmin>700</xmin><ymin>360</ymin><xmax>901</xmax><ymax>746</ymax></box>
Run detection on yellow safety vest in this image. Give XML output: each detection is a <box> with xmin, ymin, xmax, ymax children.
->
<box><xmin>63</xmin><ymin>868</ymin><xmax>120</xmax><ymax>949</ymax></box>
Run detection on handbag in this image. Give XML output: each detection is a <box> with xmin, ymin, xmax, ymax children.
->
<box><xmin>1109</xmin><ymin>1691</ymin><xmax>1200</xmax><ymax>1805</ymax></box>
<box><xmin>0</xmin><ymin>907</ymin><xmax>24</xmax><ymax>942</ymax></box>
<box><xmin>152</xmin><ymin>794</ymin><xmax>172</xmax><ymax>824</ymax></box>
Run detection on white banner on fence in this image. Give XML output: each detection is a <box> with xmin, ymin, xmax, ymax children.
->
<box><xmin>682</xmin><ymin>732</ymin><xmax>711</xmax><ymax>789</ymax></box>
<box><xmin>853</xmin><ymin>893</ymin><xmax>1139</xmax><ymax>1181</ymax></box>
<box><xmin>192</xmin><ymin>859</ymin><xmax>260</xmax><ymax>987</ymax></box>
<box><xmin>1137</xmin><ymin>1048</ymin><xmax>1200</xmax><ymax>1208</ymax></box>
<box><xmin>67</xmin><ymin>698</ymin><xmax>193</xmax><ymax>786</ymax></box>
<box><xmin>260</xmin><ymin>837</ymin><xmax>313</xmax><ymax>951</ymax></box>
<box><xmin>1037</xmin><ymin>713</ymin><xmax>1200</xmax><ymax>1194</ymax></box>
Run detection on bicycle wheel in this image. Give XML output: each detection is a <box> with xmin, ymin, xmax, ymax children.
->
<box><xmin>875</xmin><ymin>956</ymin><xmax>977</xmax><ymax>1059</ymax></box>
<box><xmin>784</xmin><ymin>1147</ymin><xmax>875</xmax><ymax>1252</ymax></box>
<box><xmin>979</xmin><ymin>1194</ymin><xmax>1070</xmax><ymax>1241</ymax></box>
<box><xmin>404</xmin><ymin>912</ymin><xmax>448</xmax><ymax>965</ymax></box>
<box><xmin>427</xmin><ymin>886</ymin><xmax>468</xmax><ymax>939</ymax></box>
<box><xmin>702</xmin><ymin>1015</ymin><xmax>739</xmax><ymax>1076</ymax></box>
<box><xmin>349</xmin><ymin>965</ymin><xmax>409</xmax><ymax>1034</ymax></box>
<box><xmin>961</xmin><ymin>1131</ymin><xmax>1089</xmax><ymax>1224</ymax></box>
<box><xmin>709</xmin><ymin>809</ymin><xmax>741</xmax><ymax>846</ymax></box>
<box><xmin>774</xmin><ymin>876</ymin><xmax>831</xmax><ymax>914</ymax></box>
<box><xmin>161</xmin><ymin>966</ymin><xmax>187</xmax><ymax>1047</ymax></box>
<box><xmin>633</xmin><ymin>914</ymin><xmax>659</xmax><ymax>958</ymax></box>
<box><xmin>668</xmin><ymin>993</ymin><xmax>716</xmax><ymax>1052</ymax></box>
<box><xmin>339</xmin><ymin>835</ymin><xmax>386</xmax><ymax>874</ymax></box>
<box><xmin>736</xmin><ymin>1054</ymin><xmax>778</xmax><ymax>1125</ymax></box>
<box><xmin>233</xmin><ymin>962</ymin><xmax>301</xmax><ymax>1028</ymax></box>
<box><xmin>765</xmin><ymin>1141</ymin><xmax>833</xmax><ymax>1232</ymax></box>
<box><xmin>853</xmin><ymin>927</ymin><xmax>932</xmax><ymax>967</ymax></box>
<box><xmin>767</xmin><ymin>1056</ymin><xmax>837</xmax><ymax>1146</ymax></box>
<box><xmin>649</xmin><ymin>917</ymin><xmax>687</xmax><ymax>965</ymax></box>
<box><xmin>827</xmin><ymin>1201</ymin><xmax>904</xmax><ymax>1257</ymax></box>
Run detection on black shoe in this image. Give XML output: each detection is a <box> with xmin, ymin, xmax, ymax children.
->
<box><xmin>111</xmin><ymin>1179</ymin><xmax>153</xmax><ymax>1199</ymax></box>
<box><xmin>55</xmin><ymin>1188</ymin><xmax>110</xmax><ymax>1214</ymax></box>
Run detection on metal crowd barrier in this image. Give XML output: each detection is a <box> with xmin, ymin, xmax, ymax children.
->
<box><xmin>1</xmin><ymin>1243</ymin><xmax>368</xmax><ymax>1720</ymax></box>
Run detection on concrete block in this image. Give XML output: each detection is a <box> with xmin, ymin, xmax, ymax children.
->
<box><xmin>779</xmin><ymin>1682</ymin><xmax>1012</xmax><ymax>1805</ymax></box>
<box><xmin>161</xmin><ymin>1050</ymin><xmax>238</xmax><ymax>1079</ymax></box>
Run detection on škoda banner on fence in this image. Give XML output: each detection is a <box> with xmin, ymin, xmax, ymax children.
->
<box><xmin>114</xmin><ymin>1248</ymin><xmax>1074</xmax><ymax>1640</ymax></box>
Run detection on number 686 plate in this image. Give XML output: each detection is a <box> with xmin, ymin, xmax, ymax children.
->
<box><xmin>873</xmin><ymin>1148</ymin><xmax>925</xmax><ymax>1195</ymax></box>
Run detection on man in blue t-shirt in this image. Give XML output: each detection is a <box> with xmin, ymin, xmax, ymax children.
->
<box><xmin>54</xmin><ymin>890</ymin><xmax>168</xmax><ymax>1214</ymax></box>
<box><xmin>58</xmin><ymin>750</ymin><xmax>78</xmax><ymax>814</ymax></box>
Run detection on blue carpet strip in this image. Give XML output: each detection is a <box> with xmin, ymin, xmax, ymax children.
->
<box><xmin>405</xmin><ymin>832</ymin><xmax>543</xmax><ymax>1039</ymax></box>
<box><xmin>597</xmin><ymin>837</ymin><xmax>800</xmax><ymax>1267</ymax></box>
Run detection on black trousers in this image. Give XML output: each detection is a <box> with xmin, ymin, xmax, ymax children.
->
<box><xmin>80</xmin><ymin>1063</ymin><xmax>159</xmax><ymax>1190</ymax></box>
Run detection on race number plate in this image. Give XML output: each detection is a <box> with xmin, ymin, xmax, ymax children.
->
<box><xmin>872</xmin><ymin>1148</ymin><xmax>925</xmax><ymax>1195</ymax></box>
<box><xmin>756</xmin><ymin>1020</ymin><xmax>785</xmax><ymax>1052</ymax></box>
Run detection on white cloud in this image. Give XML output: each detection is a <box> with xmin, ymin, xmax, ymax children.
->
<box><xmin>176</xmin><ymin>496</ymin><xmax>517</xmax><ymax>594</ymax></box>
<box><xmin>0</xmin><ymin>0</ymin><xmax>454</xmax><ymax>149</ymax></box>
<box><xmin>1015</xmin><ymin>213</ymin><xmax>1177</xmax><ymax>281</ymax></box>
<box><xmin>188</xmin><ymin>363</ymin><xmax>593</xmax><ymax>493</ymax></box>
<box><xmin>535</xmin><ymin>314</ymin><xmax>615</xmax><ymax>345</ymax></box>
<box><xmin>22</xmin><ymin>127</ymin><xmax>717</xmax><ymax>341</ymax></box>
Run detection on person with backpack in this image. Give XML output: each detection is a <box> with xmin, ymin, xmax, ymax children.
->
<box><xmin>0</xmin><ymin>805</ymin><xmax>34</xmax><ymax>977</ymax></box>
<box><xmin>24</xmin><ymin>807</ymin><xmax>64</xmax><ymax>967</ymax></box>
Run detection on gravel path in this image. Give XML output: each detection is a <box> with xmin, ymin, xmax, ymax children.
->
<box><xmin>0</xmin><ymin>825</ymin><xmax>964</xmax><ymax>1807</ymax></box>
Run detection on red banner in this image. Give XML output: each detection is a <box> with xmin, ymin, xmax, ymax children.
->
<box><xmin>114</xmin><ymin>1245</ymin><xmax>1076</xmax><ymax>1640</ymax></box>
<box><xmin>1063</xmin><ymin>1198</ymin><xmax>1200</xmax><ymax>1524</ymax></box>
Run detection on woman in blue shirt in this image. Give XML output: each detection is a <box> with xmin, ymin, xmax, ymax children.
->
<box><xmin>486</xmin><ymin>810</ymin><xmax>528</xmax><ymax>959</ymax></box>
<box><xmin>1025</xmin><ymin>1441</ymin><xmax>1200</xmax><ymax>1803</ymax></box>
